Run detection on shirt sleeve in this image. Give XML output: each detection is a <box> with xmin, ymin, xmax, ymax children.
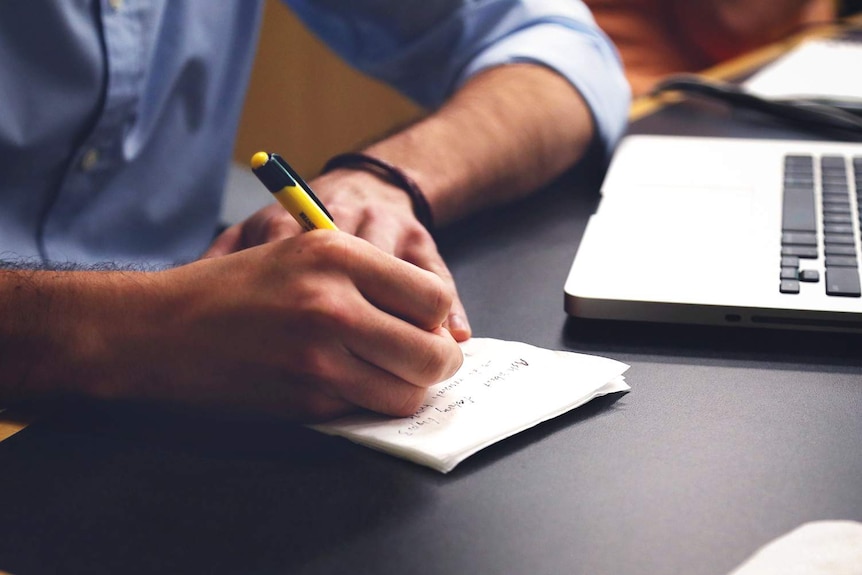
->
<box><xmin>285</xmin><ymin>0</ymin><xmax>631</xmax><ymax>156</ymax></box>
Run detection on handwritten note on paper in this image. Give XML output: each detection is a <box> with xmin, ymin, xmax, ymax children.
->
<box><xmin>310</xmin><ymin>338</ymin><xmax>630</xmax><ymax>473</ymax></box>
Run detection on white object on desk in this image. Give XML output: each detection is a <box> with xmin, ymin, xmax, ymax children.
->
<box><xmin>311</xmin><ymin>337</ymin><xmax>630</xmax><ymax>473</ymax></box>
<box><xmin>743</xmin><ymin>38</ymin><xmax>862</xmax><ymax>105</ymax></box>
<box><xmin>728</xmin><ymin>520</ymin><xmax>862</xmax><ymax>575</ymax></box>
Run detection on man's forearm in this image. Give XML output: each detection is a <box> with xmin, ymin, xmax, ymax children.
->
<box><xmin>0</xmin><ymin>267</ymin><xmax>171</xmax><ymax>404</ymax></box>
<box><xmin>363</xmin><ymin>63</ymin><xmax>596</xmax><ymax>226</ymax></box>
<box><xmin>0</xmin><ymin>269</ymin><xmax>126</xmax><ymax>401</ymax></box>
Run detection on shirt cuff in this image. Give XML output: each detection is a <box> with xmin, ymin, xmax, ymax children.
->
<box><xmin>458</xmin><ymin>22</ymin><xmax>632</xmax><ymax>160</ymax></box>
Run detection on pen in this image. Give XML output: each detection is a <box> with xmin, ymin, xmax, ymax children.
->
<box><xmin>250</xmin><ymin>151</ymin><xmax>338</xmax><ymax>231</ymax></box>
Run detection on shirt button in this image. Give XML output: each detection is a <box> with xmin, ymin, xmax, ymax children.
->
<box><xmin>80</xmin><ymin>148</ymin><xmax>100</xmax><ymax>172</ymax></box>
<box><xmin>109</xmin><ymin>0</ymin><xmax>123</xmax><ymax>10</ymax></box>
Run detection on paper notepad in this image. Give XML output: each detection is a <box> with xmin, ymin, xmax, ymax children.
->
<box><xmin>311</xmin><ymin>338</ymin><xmax>629</xmax><ymax>473</ymax></box>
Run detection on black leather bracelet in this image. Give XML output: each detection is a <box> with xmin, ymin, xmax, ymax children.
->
<box><xmin>321</xmin><ymin>152</ymin><xmax>435</xmax><ymax>232</ymax></box>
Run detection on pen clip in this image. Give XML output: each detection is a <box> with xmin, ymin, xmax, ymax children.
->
<box><xmin>270</xmin><ymin>154</ymin><xmax>335</xmax><ymax>222</ymax></box>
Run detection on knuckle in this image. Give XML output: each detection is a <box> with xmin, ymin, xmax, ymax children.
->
<box><xmin>328</xmin><ymin>203</ymin><xmax>363</xmax><ymax>226</ymax></box>
<box><xmin>389</xmin><ymin>386</ymin><xmax>426</xmax><ymax>417</ymax></box>
<box><xmin>245</xmin><ymin>212</ymin><xmax>296</xmax><ymax>245</ymax></box>
<box><xmin>415</xmin><ymin>339</ymin><xmax>460</xmax><ymax>385</ymax></box>
<box><xmin>302</xmin><ymin>230</ymin><xmax>357</xmax><ymax>266</ymax></box>
<box><xmin>291</xmin><ymin>345</ymin><xmax>332</xmax><ymax>380</ymax></box>
<box><xmin>427</xmin><ymin>278</ymin><xmax>454</xmax><ymax>319</ymax></box>
<box><xmin>405</xmin><ymin>221</ymin><xmax>433</xmax><ymax>244</ymax></box>
<box><xmin>299</xmin><ymin>290</ymin><xmax>356</xmax><ymax>333</ymax></box>
<box><xmin>265</xmin><ymin>214</ymin><xmax>295</xmax><ymax>237</ymax></box>
<box><xmin>398</xmin><ymin>225</ymin><xmax>435</xmax><ymax>259</ymax></box>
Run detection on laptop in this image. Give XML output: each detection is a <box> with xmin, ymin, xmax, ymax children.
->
<box><xmin>564</xmin><ymin>135</ymin><xmax>862</xmax><ymax>332</ymax></box>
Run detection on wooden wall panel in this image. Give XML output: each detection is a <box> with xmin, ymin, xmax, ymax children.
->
<box><xmin>233</xmin><ymin>0</ymin><xmax>423</xmax><ymax>177</ymax></box>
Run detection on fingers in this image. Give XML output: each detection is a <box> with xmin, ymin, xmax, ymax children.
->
<box><xmin>354</xmin><ymin>212</ymin><xmax>399</xmax><ymax>256</ymax></box>
<box><xmin>251</xmin><ymin>207</ymin><xmax>301</xmax><ymax>243</ymax></box>
<box><xmin>343</xmin><ymin>308</ymin><xmax>464</xmax><ymax>390</ymax></box>
<box><xmin>332</xmin><ymin>333</ymin><xmax>461</xmax><ymax>417</ymax></box>
<box><xmin>353</xmin><ymin>213</ymin><xmax>472</xmax><ymax>341</ymax></box>
<box><xmin>280</xmin><ymin>356</ymin><xmax>440</xmax><ymax>421</ymax></box>
<box><xmin>327</xmin><ymin>234</ymin><xmax>454</xmax><ymax>332</ymax></box>
<box><xmin>278</xmin><ymin>233</ymin><xmax>464</xmax><ymax>412</ymax></box>
<box><xmin>203</xmin><ymin>224</ymin><xmax>242</xmax><ymax>258</ymax></box>
<box><xmin>445</xmin><ymin>299</ymin><xmax>472</xmax><ymax>342</ymax></box>
<box><xmin>289</xmin><ymin>323</ymin><xmax>462</xmax><ymax>419</ymax></box>
<box><xmin>248</xmin><ymin>274</ymin><xmax>461</xmax><ymax>418</ymax></box>
<box><xmin>400</xmin><ymin>237</ymin><xmax>472</xmax><ymax>342</ymax></box>
<box><xmin>202</xmin><ymin>203</ymin><xmax>302</xmax><ymax>258</ymax></box>
<box><xmin>386</xmin><ymin>225</ymin><xmax>472</xmax><ymax>341</ymax></box>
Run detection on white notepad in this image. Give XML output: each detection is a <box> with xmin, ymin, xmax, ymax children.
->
<box><xmin>311</xmin><ymin>338</ymin><xmax>630</xmax><ymax>473</ymax></box>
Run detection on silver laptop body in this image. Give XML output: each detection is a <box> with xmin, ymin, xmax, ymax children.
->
<box><xmin>564</xmin><ymin>135</ymin><xmax>862</xmax><ymax>332</ymax></box>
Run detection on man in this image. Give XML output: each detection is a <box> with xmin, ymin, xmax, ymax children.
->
<box><xmin>0</xmin><ymin>1</ymin><xmax>629</xmax><ymax>421</ymax></box>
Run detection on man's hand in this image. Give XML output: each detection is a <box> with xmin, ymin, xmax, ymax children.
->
<box><xmin>1</xmin><ymin>232</ymin><xmax>464</xmax><ymax>421</ymax></box>
<box><xmin>205</xmin><ymin>169</ymin><xmax>472</xmax><ymax>341</ymax></box>
<box><xmin>207</xmin><ymin>62</ymin><xmax>599</xmax><ymax>347</ymax></box>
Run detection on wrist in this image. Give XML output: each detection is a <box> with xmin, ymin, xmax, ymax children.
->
<box><xmin>0</xmin><ymin>269</ymin><xmax>161</xmax><ymax>401</ymax></box>
<box><xmin>322</xmin><ymin>152</ymin><xmax>435</xmax><ymax>231</ymax></box>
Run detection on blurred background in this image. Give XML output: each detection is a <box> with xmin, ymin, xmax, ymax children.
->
<box><xmin>233</xmin><ymin>0</ymin><xmax>424</xmax><ymax>178</ymax></box>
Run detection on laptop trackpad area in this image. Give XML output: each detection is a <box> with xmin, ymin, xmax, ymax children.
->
<box><xmin>568</xmin><ymin>184</ymin><xmax>771</xmax><ymax>305</ymax></box>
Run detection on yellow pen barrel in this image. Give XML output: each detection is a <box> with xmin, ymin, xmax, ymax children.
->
<box><xmin>251</xmin><ymin>151</ymin><xmax>338</xmax><ymax>232</ymax></box>
<box><xmin>272</xmin><ymin>186</ymin><xmax>339</xmax><ymax>232</ymax></box>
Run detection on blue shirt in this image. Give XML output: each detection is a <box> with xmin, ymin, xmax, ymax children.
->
<box><xmin>0</xmin><ymin>0</ymin><xmax>629</xmax><ymax>267</ymax></box>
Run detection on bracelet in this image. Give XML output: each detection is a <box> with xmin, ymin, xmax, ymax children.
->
<box><xmin>321</xmin><ymin>152</ymin><xmax>435</xmax><ymax>232</ymax></box>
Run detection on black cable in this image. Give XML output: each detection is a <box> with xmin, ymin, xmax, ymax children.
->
<box><xmin>651</xmin><ymin>74</ymin><xmax>862</xmax><ymax>140</ymax></box>
<box><xmin>839</xmin><ymin>0</ymin><xmax>862</xmax><ymax>18</ymax></box>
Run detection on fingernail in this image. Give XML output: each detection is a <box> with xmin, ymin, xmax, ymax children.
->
<box><xmin>447</xmin><ymin>313</ymin><xmax>471</xmax><ymax>340</ymax></box>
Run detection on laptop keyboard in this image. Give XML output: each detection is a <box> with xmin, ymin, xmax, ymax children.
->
<box><xmin>780</xmin><ymin>153</ymin><xmax>862</xmax><ymax>297</ymax></box>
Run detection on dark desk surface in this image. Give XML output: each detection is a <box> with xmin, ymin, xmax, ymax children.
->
<box><xmin>2</xmin><ymin>102</ymin><xmax>861</xmax><ymax>575</ymax></box>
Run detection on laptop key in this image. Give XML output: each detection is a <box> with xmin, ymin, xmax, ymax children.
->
<box><xmin>824</xmin><ymin>223</ymin><xmax>854</xmax><ymax>234</ymax></box>
<box><xmin>825</xmin><ymin>245</ymin><xmax>858</xmax><ymax>257</ymax></box>
<box><xmin>799</xmin><ymin>269</ymin><xmax>820</xmax><ymax>282</ymax></box>
<box><xmin>822</xmin><ymin>196</ymin><xmax>851</xmax><ymax>207</ymax></box>
<box><xmin>821</xmin><ymin>155</ymin><xmax>846</xmax><ymax>168</ymax></box>
<box><xmin>826</xmin><ymin>256</ymin><xmax>859</xmax><ymax>267</ymax></box>
<box><xmin>780</xmin><ymin>280</ymin><xmax>800</xmax><ymax>294</ymax></box>
<box><xmin>824</xmin><ymin>233</ymin><xmax>857</xmax><ymax>245</ymax></box>
<box><xmin>783</xmin><ymin>173</ymin><xmax>814</xmax><ymax>184</ymax></box>
<box><xmin>822</xmin><ymin>182</ymin><xmax>849</xmax><ymax>193</ymax></box>
<box><xmin>826</xmin><ymin>267</ymin><xmax>862</xmax><ymax>297</ymax></box>
<box><xmin>821</xmin><ymin>174</ymin><xmax>848</xmax><ymax>186</ymax></box>
<box><xmin>781</xmin><ymin>267</ymin><xmax>798</xmax><ymax>280</ymax></box>
<box><xmin>781</xmin><ymin>231</ymin><xmax>817</xmax><ymax>245</ymax></box>
<box><xmin>822</xmin><ymin>203</ymin><xmax>852</xmax><ymax>215</ymax></box>
<box><xmin>823</xmin><ymin>190</ymin><xmax>850</xmax><ymax>200</ymax></box>
<box><xmin>782</xmin><ymin>245</ymin><xmax>818</xmax><ymax>258</ymax></box>
<box><xmin>823</xmin><ymin>213</ymin><xmax>853</xmax><ymax>224</ymax></box>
